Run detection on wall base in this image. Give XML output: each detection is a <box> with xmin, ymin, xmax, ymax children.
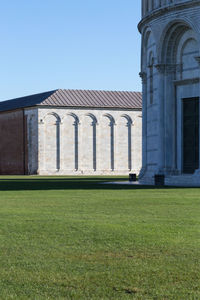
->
<box><xmin>37</xmin><ymin>169</ymin><xmax>141</xmax><ymax>176</ymax></box>
<box><xmin>139</xmin><ymin>172</ymin><xmax>200</xmax><ymax>187</ymax></box>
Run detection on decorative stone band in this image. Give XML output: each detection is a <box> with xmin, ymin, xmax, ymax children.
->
<box><xmin>142</xmin><ymin>0</ymin><xmax>194</xmax><ymax>17</ymax></box>
<box><xmin>155</xmin><ymin>64</ymin><xmax>182</xmax><ymax>74</ymax></box>
<box><xmin>138</xmin><ymin>0</ymin><xmax>200</xmax><ymax>32</ymax></box>
<box><xmin>173</xmin><ymin>77</ymin><xmax>200</xmax><ymax>86</ymax></box>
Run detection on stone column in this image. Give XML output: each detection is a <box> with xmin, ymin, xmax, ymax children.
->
<box><xmin>127</xmin><ymin>120</ymin><xmax>132</xmax><ymax>171</ymax></box>
<box><xmin>154</xmin><ymin>64</ymin><xmax>165</xmax><ymax>174</ymax></box>
<box><xmin>109</xmin><ymin>120</ymin><xmax>115</xmax><ymax>171</ymax></box>
<box><xmin>164</xmin><ymin>64</ymin><xmax>178</xmax><ymax>174</ymax></box>
<box><xmin>59</xmin><ymin>120</ymin><xmax>63</xmax><ymax>172</ymax></box>
<box><xmin>92</xmin><ymin>120</ymin><xmax>97</xmax><ymax>171</ymax></box>
<box><xmin>79</xmin><ymin>118</ymin><xmax>83</xmax><ymax>174</ymax></box>
<box><xmin>74</xmin><ymin>119</ymin><xmax>79</xmax><ymax>171</ymax></box>
<box><xmin>113</xmin><ymin>122</ymin><xmax>117</xmax><ymax>173</ymax></box>
<box><xmin>139</xmin><ymin>72</ymin><xmax>147</xmax><ymax>177</ymax></box>
<box><xmin>56</xmin><ymin>120</ymin><xmax>61</xmax><ymax>171</ymax></box>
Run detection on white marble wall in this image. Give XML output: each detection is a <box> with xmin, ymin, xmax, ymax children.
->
<box><xmin>25</xmin><ymin>107</ymin><xmax>142</xmax><ymax>175</ymax></box>
<box><xmin>139</xmin><ymin>0</ymin><xmax>200</xmax><ymax>185</ymax></box>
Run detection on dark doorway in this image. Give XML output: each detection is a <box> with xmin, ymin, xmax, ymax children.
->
<box><xmin>183</xmin><ymin>97</ymin><xmax>199</xmax><ymax>174</ymax></box>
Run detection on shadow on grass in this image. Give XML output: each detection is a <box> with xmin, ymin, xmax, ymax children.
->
<box><xmin>0</xmin><ymin>176</ymin><xmax>198</xmax><ymax>191</ymax></box>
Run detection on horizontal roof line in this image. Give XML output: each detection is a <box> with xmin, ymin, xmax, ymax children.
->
<box><xmin>0</xmin><ymin>89</ymin><xmax>142</xmax><ymax>112</ymax></box>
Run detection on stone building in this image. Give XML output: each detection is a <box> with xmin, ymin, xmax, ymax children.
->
<box><xmin>138</xmin><ymin>0</ymin><xmax>200</xmax><ymax>185</ymax></box>
<box><xmin>0</xmin><ymin>89</ymin><xmax>142</xmax><ymax>175</ymax></box>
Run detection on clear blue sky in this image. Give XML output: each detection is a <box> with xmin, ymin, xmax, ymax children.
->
<box><xmin>0</xmin><ymin>1</ymin><xmax>141</xmax><ymax>101</ymax></box>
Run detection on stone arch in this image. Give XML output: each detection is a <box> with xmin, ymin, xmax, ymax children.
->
<box><xmin>159</xmin><ymin>20</ymin><xmax>199</xmax><ymax>65</ymax></box>
<box><xmin>141</xmin><ymin>28</ymin><xmax>152</xmax><ymax>70</ymax></box>
<box><xmin>43</xmin><ymin>112</ymin><xmax>61</xmax><ymax>171</ymax></box>
<box><xmin>43</xmin><ymin>112</ymin><xmax>61</xmax><ymax>124</ymax></box>
<box><xmin>86</xmin><ymin>113</ymin><xmax>98</xmax><ymax>125</ymax></box>
<box><xmin>103</xmin><ymin>113</ymin><xmax>115</xmax><ymax>125</ymax></box>
<box><xmin>157</xmin><ymin>20</ymin><xmax>200</xmax><ymax>174</ymax></box>
<box><xmin>178</xmin><ymin>34</ymin><xmax>199</xmax><ymax>80</ymax></box>
<box><xmin>120</xmin><ymin>114</ymin><xmax>133</xmax><ymax>125</ymax></box>
<box><xmin>158</xmin><ymin>20</ymin><xmax>200</xmax><ymax>85</ymax></box>
<box><xmin>63</xmin><ymin>112</ymin><xmax>80</xmax><ymax>125</ymax></box>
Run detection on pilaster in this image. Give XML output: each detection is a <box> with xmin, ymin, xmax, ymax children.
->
<box><xmin>139</xmin><ymin>72</ymin><xmax>147</xmax><ymax>177</ymax></box>
<box><xmin>154</xmin><ymin>64</ymin><xmax>165</xmax><ymax>174</ymax></box>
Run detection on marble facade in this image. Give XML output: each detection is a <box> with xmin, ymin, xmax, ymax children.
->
<box><xmin>139</xmin><ymin>0</ymin><xmax>200</xmax><ymax>185</ymax></box>
<box><xmin>25</xmin><ymin>107</ymin><xmax>142</xmax><ymax>175</ymax></box>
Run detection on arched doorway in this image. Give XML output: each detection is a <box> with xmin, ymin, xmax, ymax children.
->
<box><xmin>159</xmin><ymin>21</ymin><xmax>200</xmax><ymax>174</ymax></box>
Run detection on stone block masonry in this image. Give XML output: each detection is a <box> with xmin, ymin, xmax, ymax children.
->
<box><xmin>139</xmin><ymin>0</ymin><xmax>200</xmax><ymax>186</ymax></box>
<box><xmin>0</xmin><ymin>109</ymin><xmax>28</xmax><ymax>174</ymax></box>
<box><xmin>33</xmin><ymin>107</ymin><xmax>142</xmax><ymax>175</ymax></box>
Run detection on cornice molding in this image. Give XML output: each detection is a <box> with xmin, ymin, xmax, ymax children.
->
<box><xmin>138</xmin><ymin>0</ymin><xmax>200</xmax><ymax>32</ymax></box>
<box><xmin>173</xmin><ymin>77</ymin><xmax>200</xmax><ymax>85</ymax></box>
<box><xmin>155</xmin><ymin>64</ymin><xmax>182</xmax><ymax>74</ymax></box>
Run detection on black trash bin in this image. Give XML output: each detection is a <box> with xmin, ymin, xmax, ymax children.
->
<box><xmin>129</xmin><ymin>173</ymin><xmax>137</xmax><ymax>182</ymax></box>
<box><xmin>154</xmin><ymin>174</ymin><xmax>165</xmax><ymax>186</ymax></box>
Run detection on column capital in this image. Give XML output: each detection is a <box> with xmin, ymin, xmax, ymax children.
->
<box><xmin>139</xmin><ymin>72</ymin><xmax>147</xmax><ymax>84</ymax></box>
<box><xmin>39</xmin><ymin>119</ymin><xmax>44</xmax><ymax>125</ymax></box>
<box><xmin>154</xmin><ymin>64</ymin><xmax>165</xmax><ymax>74</ymax></box>
<box><xmin>195</xmin><ymin>56</ymin><xmax>200</xmax><ymax>66</ymax></box>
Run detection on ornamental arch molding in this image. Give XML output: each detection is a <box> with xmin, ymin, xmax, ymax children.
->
<box><xmin>155</xmin><ymin>19</ymin><xmax>200</xmax><ymax>176</ymax></box>
<box><xmin>85</xmin><ymin>113</ymin><xmax>98</xmax><ymax>125</ymax></box>
<box><xmin>159</xmin><ymin>20</ymin><xmax>200</xmax><ymax>65</ymax></box>
<box><xmin>120</xmin><ymin>114</ymin><xmax>133</xmax><ymax>126</ymax></box>
<box><xmin>103</xmin><ymin>113</ymin><xmax>115</xmax><ymax>125</ymax></box>
<box><xmin>141</xmin><ymin>27</ymin><xmax>152</xmax><ymax>69</ymax></box>
<box><xmin>42</xmin><ymin>112</ymin><xmax>61</xmax><ymax>124</ymax></box>
<box><xmin>141</xmin><ymin>26</ymin><xmax>158</xmax><ymax>71</ymax></box>
<box><xmin>62</xmin><ymin>112</ymin><xmax>80</xmax><ymax>125</ymax></box>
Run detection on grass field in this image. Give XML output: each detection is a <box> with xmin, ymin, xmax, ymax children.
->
<box><xmin>0</xmin><ymin>176</ymin><xmax>199</xmax><ymax>300</ymax></box>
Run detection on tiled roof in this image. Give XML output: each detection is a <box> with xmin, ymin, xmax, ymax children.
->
<box><xmin>0</xmin><ymin>89</ymin><xmax>142</xmax><ymax>112</ymax></box>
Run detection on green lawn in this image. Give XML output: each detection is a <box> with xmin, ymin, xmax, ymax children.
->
<box><xmin>0</xmin><ymin>176</ymin><xmax>199</xmax><ymax>300</ymax></box>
